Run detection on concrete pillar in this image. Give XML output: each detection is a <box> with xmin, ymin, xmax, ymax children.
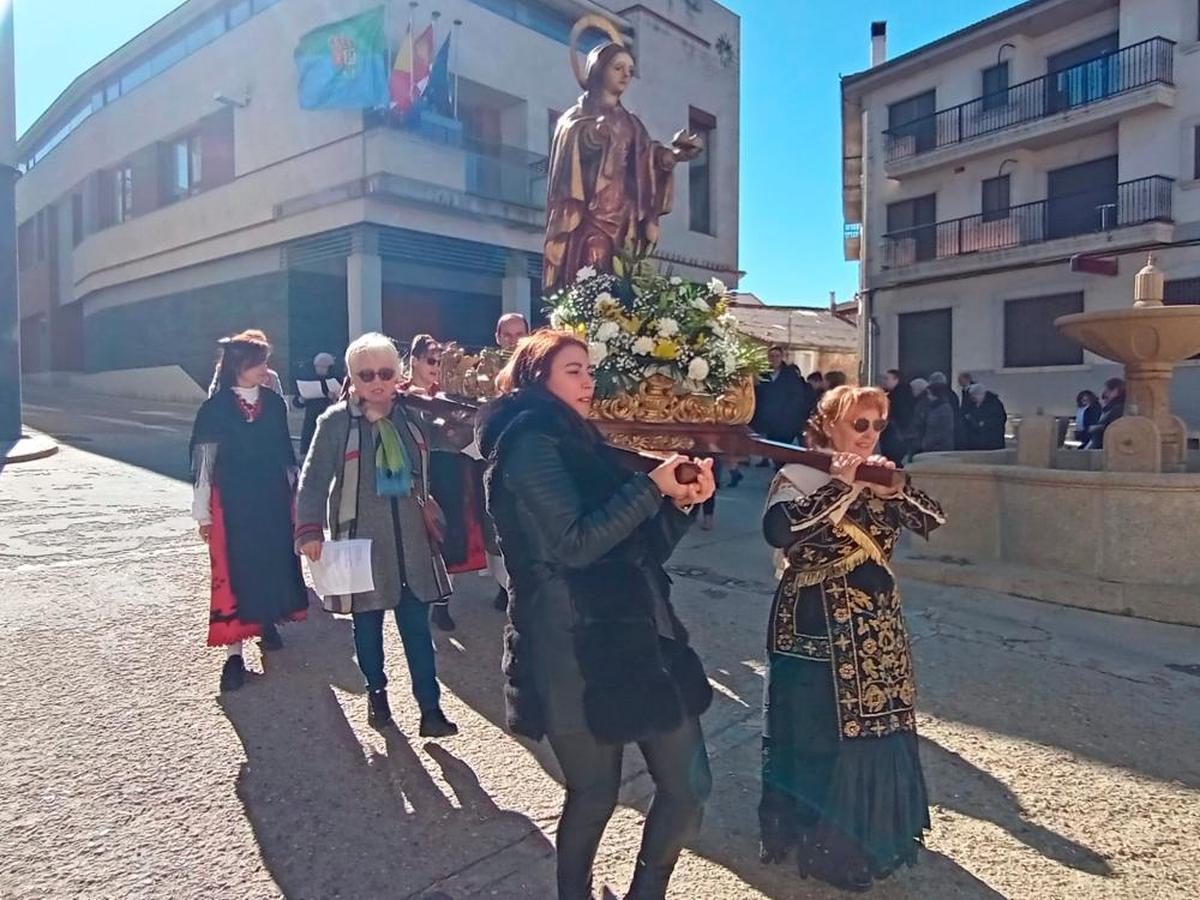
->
<box><xmin>501</xmin><ymin>252</ymin><xmax>532</xmax><ymax>323</ymax></box>
<box><xmin>346</xmin><ymin>251</ymin><xmax>382</xmax><ymax>338</ymax></box>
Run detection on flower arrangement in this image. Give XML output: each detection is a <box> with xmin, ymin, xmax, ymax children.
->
<box><xmin>546</xmin><ymin>255</ymin><xmax>764</xmax><ymax>397</ymax></box>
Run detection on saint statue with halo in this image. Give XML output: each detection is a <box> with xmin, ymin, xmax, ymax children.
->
<box><xmin>543</xmin><ymin>16</ymin><xmax>704</xmax><ymax>296</ymax></box>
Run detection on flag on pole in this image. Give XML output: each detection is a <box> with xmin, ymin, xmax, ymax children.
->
<box><xmin>390</xmin><ymin>24</ymin><xmax>435</xmax><ymax>114</ymax></box>
<box><xmin>294</xmin><ymin>7</ymin><xmax>389</xmax><ymax>110</ymax></box>
<box><xmin>420</xmin><ymin>35</ymin><xmax>453</xmax><ymax>118</ymax></box>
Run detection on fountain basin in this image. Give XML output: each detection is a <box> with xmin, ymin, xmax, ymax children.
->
<box><xmin>1055</xmin><ymin>306</ymin><xmax>1200</xmax><ymax>364</ymax></box>
<box><xmin>904</xmin><ymin>454</ymin><xmax>1200</xmax><ymax>627</ymax></box>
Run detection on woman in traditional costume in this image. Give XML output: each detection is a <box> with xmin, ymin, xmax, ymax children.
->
<box><xmin>295</xmin><ymin>333</ymin><xmax>459</xmax><ymax>737</ymax></box>
<box><xmin>478</xmin><ymin>330</ymin><xmax>716</xmax><ymax>900</ymax></box>
<box><xmin>759</xmin><ymin>385</ymin><xmax>946</xmax><ymax>891</ymax></box>
<box><xmin>190</xmin><ymin>331</ymin><xmax>308</xmax><ymax>693</ymax></box>
<box><xmin>403</xmin><ymin>334</ymin><xmax>488</xmax><ymax>633</ymax></box>
<box><xmin>543</xmin><ymin>37</ymin><xmax>702</xmax><ymax>296</ymax></box>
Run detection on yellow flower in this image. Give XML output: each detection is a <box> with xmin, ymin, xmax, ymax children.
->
<box><xmin>620</xmin><ymin>315</ymin><xmax>641</xmax><ymax>333</ymax></box>
<box><xmin>652</xmin><ymin>339</ymin><xmax>681</xmax><ymax>360</ymax></box>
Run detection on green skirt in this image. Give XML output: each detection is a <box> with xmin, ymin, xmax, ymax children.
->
<box><xmin>759</xmin><ymin>653</ymin><xmax>930</xmax><ymax>880</ymax></box>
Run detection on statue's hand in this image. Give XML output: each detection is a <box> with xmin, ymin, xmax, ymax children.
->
<box><xmin>671</xmin><ymin>130</ymin><xmax>704</xmax><ymax>161</ymax></box>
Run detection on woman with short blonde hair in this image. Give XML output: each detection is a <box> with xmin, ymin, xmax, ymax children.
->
<box><xmin>295</xmin><ymin>332</ymin><xmax>460</xmax><ymax>736</ymax></box>
<box><xmin>759</xmin><ymin>385</ymin><xmax>946</xmax><ymax>891</ymax></box>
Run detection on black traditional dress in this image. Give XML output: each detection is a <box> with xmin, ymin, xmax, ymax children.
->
<box><xmin>190</xmin><ymin>387</ymin><xmax>307</xmax><ymax>645</ymax></box>
<box><xmin>759</xmin><ymin>464</ymin><xmax>945</xmax><ymax>883</ymax></box>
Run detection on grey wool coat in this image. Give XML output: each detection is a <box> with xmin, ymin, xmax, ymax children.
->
<box><xmin>295</xmin><ymin>398</ymin><xmax>452</xmax><ymax>613</ymax></box>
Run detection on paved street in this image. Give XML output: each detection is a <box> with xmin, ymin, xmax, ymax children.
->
<box><xmin>3</xmin><ymin>386</ymin><xmax>1199</xmax><ymax>899</ymax></box>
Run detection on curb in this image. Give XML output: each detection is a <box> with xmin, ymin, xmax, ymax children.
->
<box><xmin>1</xmin><ymin>433</ymin><xmax>60</xmax><ymax>465</ymax></box>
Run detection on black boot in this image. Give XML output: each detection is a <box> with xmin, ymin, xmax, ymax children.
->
<box><xmin>430</xmin><ymin>603</ymin><xmax>456</xmax><ymax>632</ymax></box>
<box><xmin>260</xmin><ymin>623</ymin><xmax>283</xmax><ymax>651</ymax></box>
<box><xmin>419</xmin><ymin>708</ymin><xmax>459</xmax><ymax>738</ymax></box>
<box><xmin>367</xmin><ymin>689</ymin><xmax>394</xmax><ymax>729</ymax></box>
<box><xmin>492</xmin><ymin>587</ymin><xmax>508</xmax><ymax>612</ymax></box>
<box><xmin>219</xmin><ymin>655</ymin><xmax>246</xmax><ymax>692</ymax></box>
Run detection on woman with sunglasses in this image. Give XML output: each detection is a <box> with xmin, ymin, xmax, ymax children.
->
<box><xmin>295</xmin><ymin>332</ymin><xmax>459</xmax><ymax>737</ymax></box>
<box><xmin>478</xmin><ymin>330</ymin><xmax>717</xmax><ymax>900</ymax></box>
<box><xmin>758</xmin><ymin>385</ymin><xmax>945</xmax><ymax>892</ymax></box>
<box><xmin>403</xmin><ymin>334</ymin><xmax>489</xmax><ymax>632</ymax></box>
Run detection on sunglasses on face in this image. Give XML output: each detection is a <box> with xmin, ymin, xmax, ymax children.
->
<box><xmin>851</xmin><ymin>417</ymin><xmax>887</xmax><ymax>434</ymax></box>
<box><xmin>355</xmin><ymin>368</ymin><xmax>397</xmax><ymax>383</ymax></box>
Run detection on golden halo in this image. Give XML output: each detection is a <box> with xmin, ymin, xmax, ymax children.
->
<box><xmin>569</xmin><ymin>15</ymin><xmax>625</xmax><ymax>90</ymax></box>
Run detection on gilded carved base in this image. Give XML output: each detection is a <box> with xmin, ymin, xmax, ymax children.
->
<box><xmin>589</xmin><ymin>373</ymin><xmax>755</xmax><ymax>426</ymax></box>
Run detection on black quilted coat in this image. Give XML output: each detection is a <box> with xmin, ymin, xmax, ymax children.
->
<box><xmin>478</xmin><ymin>387</ymin><xmax>713</xmax><ymax>744</ymax></box>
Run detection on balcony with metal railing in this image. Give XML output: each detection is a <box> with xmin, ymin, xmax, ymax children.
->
<box><xmin>881</xmin><ymin>175</ymin><xmax>1173</xmax><ymax>277</ymax></box>
<box><xmin>883</xmin><ymin>38</ymin><xmax>1176</xmax><ymax>177</ymax></box>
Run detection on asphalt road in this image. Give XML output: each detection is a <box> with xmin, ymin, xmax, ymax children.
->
<box><xmin>3</xmin><ymin>387</ymin><xmax>1198</xmax><ymax>899</ymax></box>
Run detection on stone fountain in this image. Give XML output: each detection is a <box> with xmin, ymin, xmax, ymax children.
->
<box><xmin>1055</xmin><ymin>255</ymin><xmax>1200</xmax><ymax>472</ymax></box>
<box><xmin>896</xmin><ymin>254</ymin><xmax>1200</xmax><ymax>627</ymax></box>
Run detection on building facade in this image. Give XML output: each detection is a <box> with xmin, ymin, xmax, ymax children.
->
<box><xmin>16</xmin><ymin>0</ymin><xmax>740</xmax><ymax>387</ymax></box>
<box><xmin>842</xmin><ymin>0</ymin><xmax>1200</xmax><ymax>425</ymax></box>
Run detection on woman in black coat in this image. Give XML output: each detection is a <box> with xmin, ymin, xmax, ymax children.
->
<box><xmin>1074</xmin><ymin>390</ymin><xmax>1102</xmax><ymax>448</ymax></box>
<box><xmin>962</xmin><ymin>384</ymin><xmax>1008</xmax><ymax>451</ymax></box>
<box><xmin>478</xmin><ymin>330</ymin><xmax>716</xmax><ymax>900</ymax></box>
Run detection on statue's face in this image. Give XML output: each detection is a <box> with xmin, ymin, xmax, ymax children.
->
<box><xmin>603</xmin><ymin>52</ymin><xmax>635</xmax><ymax>96</ymax></box>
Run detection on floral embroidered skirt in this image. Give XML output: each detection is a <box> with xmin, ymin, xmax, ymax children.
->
<box><xmin>759</xmin><ymin>654</ymin><xmax>930</xmax><ymax>880</ymax></box>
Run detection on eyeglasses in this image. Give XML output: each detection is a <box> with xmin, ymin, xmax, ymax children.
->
<box><xmin>424</xmin><ymin>356</ymin><xmax>442</xmax><ymax>366</ymax></box>
<box><xmin>355</xmin><ymin>368</ymin><xmax>397</xmax><ymax>383</ymax></box>
<box><xmin>851</xmin><ymin>418</ymin><xmax>887</xmax><ymax>434</ymax></box>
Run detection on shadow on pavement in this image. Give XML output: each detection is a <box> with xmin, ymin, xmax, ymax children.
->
<box><xmin>218</xmin><ymin>597</ymin><xmax>555</xmax><ymax>899</ymax></box>
<box><xmin>432</xmin><ymin>584</ymin><xmax>1064</xmax><ymax>898</ymax></box>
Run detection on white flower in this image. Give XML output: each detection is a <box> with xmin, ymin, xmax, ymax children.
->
<box><xmin>691</xmin><ymin>297</ymin><xmax>711</xmax><ymax>312</ymax></box>
<box><xmin>656</xmin><ymin>318</ymin><xmax>679</xmax><ymax>338</ymax></box>
<box><xmin>575</xmin><ymin>265</ymin><xmax>597</xmax><ymax>283</ymax></box>
<box><xmin>633</xmin><ymin>336</ymin><xmax>655</xmax><ymax>355</ymax></box>
<box><xmin>669</xmin><ymin>276</ymin><xmax>683</xmax><ymax>286</ymax></box>
<box><xmin>724</xmin><ymin>353</ymin><xmax>739</xmax><ymax>373</ymax></box>
<box><xmin>596</xmin><ymin>321</ymin><xmax>620</xmax><ymax>342</ymax></box>
<box><xmin>588</xmin><ymin>342</ymin><xmax>608</xmax><ymax>366</ymax></box>
<box><xmin>707</xmin><ymin>277</ymin><xmax>727</xmax><ymax>296</ymax></box>
<box><xmin>550</xmin><ymin>310</ymin><xmax>566</xmax><ymax>329</ymax></box>
<box><xmin>687</xmin><ymin>357</ymin><xmax>710</xmax><ymax>381</ymax></box>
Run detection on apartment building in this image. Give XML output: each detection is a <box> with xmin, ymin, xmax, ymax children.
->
<box><xmin>842</xmin><ymin>0</ymin><xmax>1200</xmax><ymax>424</ymax></box>
<box><xmin>16</xmin><ymin>0</ymin><xmax>740</xmax><ymax>387</ymax></box>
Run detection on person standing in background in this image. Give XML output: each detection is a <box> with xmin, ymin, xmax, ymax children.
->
<box><xmin>957</xmin><ymin>372</ymin><xmax>976</xmax><ymax>407</ymax></box>
<box><xmin>824</xmin><ymin>371</ymin><xmax>848</xmax><ymax>390</ymax></box>
<box><xmin>879</xmin><ymin>369</ymin><xmax>914</xmax><ymax>464</ymax></box>
<box><xmin>807</xmin><ymin>371</ymin><xmax>827</xmax><ymax>399</ymax></box>
<box><xmin>962</xmin><ymin>384</ymin><xmax>1007</xmax><ymax>451</ymax></box>
<box><xmin>1090</xmin><ymin>377</ymin><xmax>1127</xmax><ymax>450</ymax></box>
<box><xmin>752</xmin><ymin>346</ymin><xmax>816</xmax><ymax>462</ymax></box>
<box><xmin>928</xmin><ymin>372</ymin><xmax>964</xmax><ymax>450</ymax></box>
<box><xmin>294</xmin><ymin>352</ymin><xmax>339</xmax><ymax>456</ymax></box>
<box><xmin>191</xmin><ymin>331</ymin><xmax>308</xmax><ymax>692</ymax></box>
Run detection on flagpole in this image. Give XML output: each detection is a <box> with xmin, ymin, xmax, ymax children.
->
<box><xmin>452</xmin><ymin>18</ymin><xmax>462</xmax><ymax>122</ymax></box>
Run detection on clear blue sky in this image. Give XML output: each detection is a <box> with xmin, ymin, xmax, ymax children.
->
<box><xmin>14</xmin><ymin>0</ymin><xmax>1017</xmax><ymax>304</ymax></box>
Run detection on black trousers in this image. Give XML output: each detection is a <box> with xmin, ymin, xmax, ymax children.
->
<box><xmin>547</xmin><ymin>716</ymin><xmax>711</xmax><ymax>900</ymax></box>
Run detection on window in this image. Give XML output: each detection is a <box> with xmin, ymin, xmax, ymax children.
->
<box><xmin>169</xmin><ymin>135</ymin><xmax>203</xmax><ymax>199</ymax></box>
<box><xmin>17</xmin><ymin>219</ymin><xmax>33</xmax><ymax>271</ymax></box>
<box><xmin>888</xmin><ymin>90</ymin><xmax>936</xmax><ymax>153</ymax></box>
<box><xmin>887</xmin><ymin>194</ymin><xmax>937</xmax><ymax>262</ymax></box>
<box><xmin>898</xmin><ymin>309</ymin><xmax>952</xmax><ymax>381</ymax></box>
<box><xmin>982</xmin><ymin>175</ymin><xmax>1011</xmax><ymax>222</ymax></box>
<box><xmin>688</xmin><ymin>107</ymin><xmax>716</xmax><ymax>235</ymax></box>
<box><xmin>982</xmin><ymin>62</ymin><xmax>1009</xmax><ymax>111</ymax></box>
<box><xmin>72</xmin><ymin>194</ymin><xmax>85</xmax><ymax>247</ymax></box>
<box><xmin>35</xmin><ymin>210</ymin><xmax>45</xmax><ymax>262</ymax></box>
<box><xmin>114</xmin><ymin>166</ymin><xmax>134</xmax><ymax>224</ymax></box>
<box><xmin>1003</xmin><ymin>293</ymin><xmax>1084</xmax><ymax>367</ymax></box>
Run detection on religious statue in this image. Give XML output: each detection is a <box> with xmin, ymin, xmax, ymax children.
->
<box><xmin>543</xmin><ymin>16</ymin><xmax>704</xmax><ymax>296</ymax></box>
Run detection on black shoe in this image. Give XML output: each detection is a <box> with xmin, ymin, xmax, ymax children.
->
<box><xmin>729</xmin><ymin>469</ymin><xmax>743</xmax><ymax>488</ymax></box>
<box><xmin>367</xmin><ymin>689</ymin><xmax>394</xmax><ymax>728</ymax></box>
<box><xmin>419</xmin><ymin>708</ymin><xmax>459</xmax><ymax>738</ymax></box>
<box><xmin>492</xmin><ymin>587</ymin><xmax>508</xmax><ymax>612</ymax></box>
<box><xmin>260</xmin><ymin>624</ymin><xmax>283</xmax><ymax>651</ymax></box>
<box><xmin>219</xmin><ymin>655</ymin><xmax>246</xmax><ymax>692</ymax></box>
<box><xmin>430</xmin><ymin>604</ymin><xmax>456</xmax><ymax>632</ymax></box>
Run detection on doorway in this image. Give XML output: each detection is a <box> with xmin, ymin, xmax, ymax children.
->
<box><xmin>1046</xmin><ymin>155</ymin><xmax>1118</xmax><ymax>240</ymax></box>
